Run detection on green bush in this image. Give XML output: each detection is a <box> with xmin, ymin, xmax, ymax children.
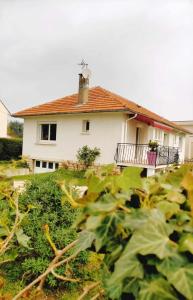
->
<box><xmin>0</xmin><ymin>138</ymin><xmax>22</xmax><ymax>160</ymax></box>
<box><xmin>2</xmin><ymin>175</ymin><xmax>91</xmax><ymax>290</ymax></box>
<box><xmin>77</xmin><ymin>145</ymin><xmax>100</xmax><ymax>168</ymax></box>
<box><xmin>74</xmin><ymin>165</ymin><xmax>193</xmax><ymax>299</ymax></box>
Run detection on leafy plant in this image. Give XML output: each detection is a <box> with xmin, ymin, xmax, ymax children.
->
<box><xmin>148</xmin><ymin>140</ymin><xmax>159</xmax><ymax>151</ymax></box>
<box><xmin>1</xmin><ymin>175</ymin><xmax>94</xmax><ymax>293</ymax></box>
<box><xmin>77</xmin><ymin>145</ymin><xmax>100</xmax><ymax>168</ymax></box>
<box><xmin>0</xmin><ymin>181</ymin><xmax>31</xmax><ymax>265</ymax></box>
<box><xmin>71</xmin><ymin>164</ymin><xmax>193</xmax><ymax>299</ymax></box>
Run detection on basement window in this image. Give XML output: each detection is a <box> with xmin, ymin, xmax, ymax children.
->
<box><xmin>48</xmin><ymin>162</ymin><xmax>54</xmax><ymax>169</ymax></box>
<box><xmin>82</xmin><ymin>120</ymin><xmax>90</xmax><ymax>133</ymax></box>
<box><xmin>40</xmin><ymin>123</ymin><xmax>57</xmax><ymax>141</ymax></box>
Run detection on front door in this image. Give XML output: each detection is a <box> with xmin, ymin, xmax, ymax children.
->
<box><xmin>136</xmin><ymin>127</ymin><xmax>141</xmax><ymax>145</ymax></box>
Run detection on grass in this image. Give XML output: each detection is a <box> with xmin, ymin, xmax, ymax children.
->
<box><xmin>12</xmin><ymin>168</ymin><xmax>86</xmax><ymax>185</ymax></box>
<box><xmin>0</xmin><ymin>159</ymin><xmax>86</xmax><ymax>185</ymax></box>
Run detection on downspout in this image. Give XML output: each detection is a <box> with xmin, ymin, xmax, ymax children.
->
<box><xmin>124</xmin><ymin>113</ymin><xmax>138</xmax><ymax>142</ymax></box>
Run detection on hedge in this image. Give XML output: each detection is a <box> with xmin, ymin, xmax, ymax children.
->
<box><xmin>0</xmin><ymin>138</ymin><xmax>22</xmax><ymax>160</ymax></box>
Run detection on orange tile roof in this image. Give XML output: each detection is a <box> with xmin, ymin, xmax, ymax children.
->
<box><xmin>13</xmin><ymin>86</ymin><xmax>189</xmax><ymax>133</ymax></box>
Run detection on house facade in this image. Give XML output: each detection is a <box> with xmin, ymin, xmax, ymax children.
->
<box><xmin>0</xmin><ymin>100</ymin><xmax>9</xmax><ymax>138</ymax></box>
<box><xmin>174</xmin><ymin>121</ymin><xmax>193</xmax><ymax>161</ymax></box>
<box><xmin>13</xmin><ymin>73</ymin><xmax>188</xmax><ymax>175</ymax></box>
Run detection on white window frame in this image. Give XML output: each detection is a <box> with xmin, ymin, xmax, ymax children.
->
<box><xmin>82</xmin><ymin>120</ymin><xmax>90</xmax><ymax>134</ymax></box>
<box><xmin>154</xmin><ymin>128</ymin><xmax>163</xmax><ymax>144</ymax></box>
<box><xmin>37</xmin><ymin>122</ymin><xmax>57</xmax><ymax>144</ymax></box>
<box><xmin>173</xmin><ymin>134</ymin><xmax>178</xmax><ymax>147</ymax></box>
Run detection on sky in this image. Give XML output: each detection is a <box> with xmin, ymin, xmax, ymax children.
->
<box><xmin>0</xmin><ymin>0</ymin><xmax>193</xmax><ymax>121</ymax></box>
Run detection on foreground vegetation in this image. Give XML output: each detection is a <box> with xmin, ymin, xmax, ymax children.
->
<box><xmin>1</xmin><ymin>164</ymin><xmax>193</xmax><ymax>299</ymax></box>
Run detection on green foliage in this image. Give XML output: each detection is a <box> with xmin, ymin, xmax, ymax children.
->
<box><xmin>77</xmin><ymin>145</ymin><xmax>101</xmax><ymax>168</ymax></box>
<box><xmin>74</xmin><ymin>164</ymin><xmax>193</xmax><ymax>299</ymax></box>
<box><xmin>8</xmin><ymin>120</ymin><xmax>23</xmax><ymax>138</ymax></box>
<box><xmin>0</xmin><ymin>181</ymin><xmax>31</xmax><ymax>263</ymax></box>
<box><xmin>0</xmin><ymin>138</ymin><xmax>22</xmax><ymax>161</ymax></box>
<box><xmin>1</xmin><ymin>175</ymin><xmax>92</xmax><ymax>290</ymax></box>
<box><xmin>148</xmin><ymin>139</ymin><xmax>159</xmax><ymax>151</ymax></box>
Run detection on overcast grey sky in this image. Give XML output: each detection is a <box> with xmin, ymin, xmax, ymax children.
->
<box><xmin>0</xmin><ymin>0</ymin><xmax>193</xmax><ymax>120</ymax></box>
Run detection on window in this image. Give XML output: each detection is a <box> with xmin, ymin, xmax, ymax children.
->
<box><xmin>42</xmin><ymin>161</ymin><xmax>47</xmax><ymax>168</ymax></box>
<box><xmin>48</xmin><ymin>162</ymin><xmax>54</xmax><ymax>169</ymax></box>
<box><xmin>154</xmin><ymin>128</ymin><xmax>162</xmax><ymax>142</ymax></box>
<box><xmin>55</xmin><ymin>163</ymin><xmax>59</xmax><ymax>170</ymax></box>
<box><xmin>35</xmin><ymin>160</ymin><xmax>41</xmax><ymax>167</ymax></box>
<box><xmin>82</xmin><ymin>120</ymin><xmax>90</xmax><ymax>133</ymax></box>
<box><xmin>40</xmin><ymin>123</ymin><xmax>57</xmax><ymax>141</ymax></box>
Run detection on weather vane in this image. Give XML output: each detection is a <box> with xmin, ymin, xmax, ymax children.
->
<box><xmin>78</xmin><ymin>59</ymin><xmax>88</xmax><ymax>70</ymax></box>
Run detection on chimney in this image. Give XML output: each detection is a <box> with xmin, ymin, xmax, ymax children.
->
<box><xmin>78</xmin><ymin>73</ymin><xmax>89</xmax><ymax>104</ymax></box>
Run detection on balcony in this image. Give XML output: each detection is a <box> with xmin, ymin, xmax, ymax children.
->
<box><xmin>115</xmin><ymin>143</ymin><xmax>179</xmax><ymax>168</ymax></box>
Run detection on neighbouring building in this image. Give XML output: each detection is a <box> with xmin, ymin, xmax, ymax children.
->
<box><xmin>0</xmin><ymin>100</ymin><xmax>9</xmax><ymax>138</ymax></box>
<box><xmin>174</xmin><ymin>121</ymin><xmax>193</xmax><ymax>161</ymax></box>
<box><xmin>13</xmin><ymin>69</ymin><xmax>189</xmax><ymax>176</ymax></box>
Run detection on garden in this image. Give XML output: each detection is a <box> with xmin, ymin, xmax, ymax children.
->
<box><xmin>0</xmin><ymin>145</ymin><xmax>193</xmax><ymax>299</ymax></box>
<box><xmin>0</xmin><ymin>162</ymin><xmax>193</xmax><ymax>299</ymax></box>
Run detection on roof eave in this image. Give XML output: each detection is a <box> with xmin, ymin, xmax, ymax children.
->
<box><xmin>12</xmin><ymin>108</ymin><xmax>130</xmax><ymax>118</ymax></box>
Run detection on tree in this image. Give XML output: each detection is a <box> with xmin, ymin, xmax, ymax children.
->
<box><xmin>77</xmin><ymin>145</ymin><xmax>100</xmax><ymax>168</ymax></box>
<box><xmin>8</xmin><ymin>121</ymin><xmax>23</xmax><ymax>138</ymax></box>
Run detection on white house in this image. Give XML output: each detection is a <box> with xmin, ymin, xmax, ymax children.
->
<box><xmin>0</xmin><ymin>100</ymin><xmax>9</xmax><ymax>138</ymax></box>
<box><xmin>13</xmin><ymin>72</ymin><xmax>189</xmax><ymax>176</ymax></box>
<box><xmin>174</xmin><ymin>121</ymin><xmax>193</xmax><ymax>161</ymax></box>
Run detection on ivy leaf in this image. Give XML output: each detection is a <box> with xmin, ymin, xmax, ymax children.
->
<box><xmin>127</xmin><ymin>214</ymin><xmax>175</xmax><ymax>259</ymax></box>
<box><xmin>95</xmin><ymin>215</ymin><xmax>114</xmax><ymax>251</ymax></box>
<box><xmin>15</xmin><ymin>228</ymin><xmax>31</xmax><ymax>249</ymax></box>
<box><xmin>86</xmin><ymin>200</ymin><xmax>117</xmax><ymax>214</ymax></box>
<box><xmin>117</xmin><ymin>167</ymin><xmax>142</xmax><ymax>191</ymax></box>
<box><xmin>74</xmin><ymin>230</ymin><xmax>95</xmax><ymax>252</ymax></box>
<box><xmin>158</xmin><ymin>258</ymin><xmax>193</xmax><ymax>300</ymax></box>
<box><xmin>106</xmin><ymin>255</ymin><xmax>143</xmax><ymax>299</ymax></box>
<box><xmin>181</xmin><ymin>171</ymin><xmax>193</xmax><ymax>191</ymax></box>
<box><xmin>166</xmin><ymin>190</ymin><xmax>186</xmax><ymax>204</ymax></box>
<box><xmin>86</xmin><ymin>215</ymin><xmax>104</xmax><ymax>230</ymax></box>
<box><xmin>179</xmin><ymin>234</ymin><xmax>193</xmax><ymax>255</ymax></box>
<box><xmin>181</xmin><ymin>171</ymin><xmax>193</xmax><ymax>215</ymax></box>
<box><xmin>123</xmin><ymin>277</ymin><xmax>140</xmax><ymax>298</ymax></box>
<box><xmin>105</xmin><ymin>281</ymin><xmax>123</xmax><ymax>300</ymax></box>
<box><xmin>156</xmin><ymin>201</ymin><xmax>180</xmax><ymax>219</ymax></box>
<box><xmin>138</xmin><ymin>278</ymin><xmax>177</xmax><ymax>300</ymax></box>
<box><xmin>123</xmin><ymin>209</ymin><xmax>149</xmax><ymax>231</ymax></box>
<box><xmin>0</xmin><ymin>249</ymin><xmax>18</xmax><ymax>264</ymax></box>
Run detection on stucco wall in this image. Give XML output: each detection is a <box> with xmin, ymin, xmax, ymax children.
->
<box><xmin>0</xmin><ymin>102</ymin><xmax>8</xmax><ymax>137</ymax></box>
<box><xmin>22</xmin><ymin>112</ymin><xmax>125</xmax><ymax>164</ymax></box>
<box><xmin>175</xmin><ymin>122</ymin><xmax>193</xmax><ymax>159</ymax></box>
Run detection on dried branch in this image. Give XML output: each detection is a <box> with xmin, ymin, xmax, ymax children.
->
<box><xmin>51</xmin><ymin>270</ymin><xmax>80</xmax><ymax>283</ymax></box>
<box><xmin>90</xmin><ymin>292</ymin><xmax>101</xmax><ymax>300</ymax></box>
<box><xmin>77</xmin><ymin>282</ymin><xmax>100</xmax><ymax>300</ymax></box>
<box><xmin>13</xmin><ymin>240</ymin><xmax>79</xmax><ymax>300</ymax></box>
<box><xmin>37</xmin><ymin>238</ymin><xmax>78</xmax><ymax>291</ymax></box>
